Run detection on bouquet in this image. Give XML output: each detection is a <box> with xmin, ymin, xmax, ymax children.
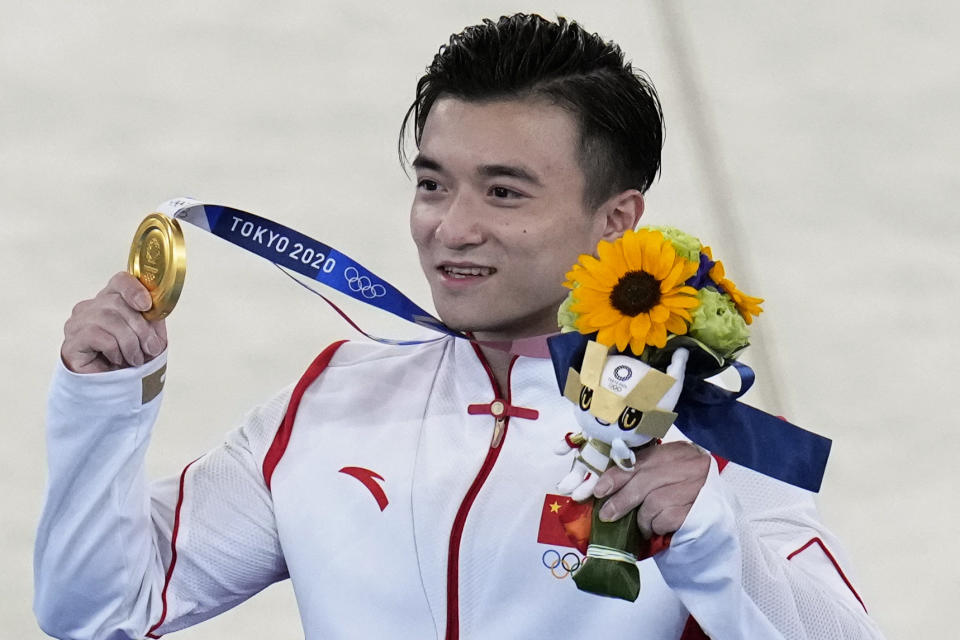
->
<box><xmin>551</xmin><ymin>225</ymin><xmax>764</xmax><ymax>601</ymax></box>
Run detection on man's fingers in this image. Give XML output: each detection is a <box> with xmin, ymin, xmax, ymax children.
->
<box><xmin>119</xmin><ymin>306</ymin><xmax>165</xmax><ymax>356</ymax></box>
<box><xmin>593</xmin><ymin>465</ymin><xmax>638</xmax><ymax>500</ymax></box>
<box><xmin>637</xmin><ymin>479</ymin><xmax>700</xmax><ymax>538</ymax></box>
<box><xmin>82</xmin><ymin>327</ymin><xmax>125</xmax><ymax>368</ymax></box>
<box><xmin>649</xmin><ymin>505</ymin><xmax>692</xmax><ymax>537</ymax></box>
<box><xmin>105</xmin><ymin>271</ymin><xmax>153</xmax><ymax>312</ymax></box>
<box><xmin>596</xmin><ymin>443</ymin><xmax>710</xmax><ymax>523</ymax></box>
<box><xmin>596</xmin><ymin>455</ymin><xmax>702</xmax><ymax>518</ymax></box>
<box><xmin>63</xmin><ymin>304</ymin><xmax>152</xmax><ymax>370</ymax></box>
<box><xmin>593</xmin><ymin>444</ymin><xmax>659</xmax><ymax>498</ymax></box>
<box><xmin>61</xmin><ymin>273</ymin><xmax>170</xmax><ymax>374</ymax></box>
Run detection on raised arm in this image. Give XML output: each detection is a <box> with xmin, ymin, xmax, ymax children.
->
<box><xmin>35</xmin><ymin>274</ymin><xmax>290</xmax><ymax>639</ymax></box>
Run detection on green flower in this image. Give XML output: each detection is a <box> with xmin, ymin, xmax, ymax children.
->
<box><xmin>687</xmin><ymin>287</ymin><xmax>750</xmax><ymax>357</ymax></box>
<box><xmin>643</xmin><ymin>226</ymin><xmax>702</xmax><ymax>263</ymax></box>
<box><xmin>557</xmin><ymin>290</ymin><xmax>580</xmax><ymax>333</ymax></box>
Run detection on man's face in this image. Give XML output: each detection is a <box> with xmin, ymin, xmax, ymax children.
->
<box><xmin>410</xmin><ymin>97</ymin><xmax>610</xmax><ymax>340</ymax></box>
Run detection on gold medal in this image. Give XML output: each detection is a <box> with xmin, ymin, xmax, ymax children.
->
<box><xmin>127</xmin><ymin>213</ymin><xmax>186</xmax><ymax>321</ymax></box>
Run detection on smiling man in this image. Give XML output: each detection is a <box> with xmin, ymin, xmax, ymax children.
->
<box><xmin>36</xmin><ymin>13</ymin><xmax>884</xmax><ymax>640</ymax></box>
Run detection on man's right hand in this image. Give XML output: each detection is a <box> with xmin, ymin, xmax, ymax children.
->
<box><xmin>61</xmin><ymin>272</ymin><xmax>168</xmax><ymax>373</ymax></box>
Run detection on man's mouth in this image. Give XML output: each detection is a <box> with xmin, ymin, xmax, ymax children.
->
<box><xmin>438</xmin><ymin>265</ymin><xmax>497</xmax><ymax>279</ymax></box>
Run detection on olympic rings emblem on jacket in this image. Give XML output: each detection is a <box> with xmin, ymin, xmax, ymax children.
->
<box><xmin>541</xmin><ymin>549</ymin><xmax>581</xmax><ymax>579</ymax></box>
<box><xmin>344</xmin><ymin>266</ymin><xmax>387</xmax><ymax>299</ymax></box>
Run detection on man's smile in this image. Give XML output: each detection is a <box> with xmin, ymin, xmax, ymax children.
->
<box><xmin>437</xmin><ymin>262</ymin><xmax>498</xmax><ymax>282</ymax></box>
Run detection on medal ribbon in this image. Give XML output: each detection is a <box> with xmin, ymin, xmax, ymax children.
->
<box><xmin>157</xmin><ymin>197</ymin><xmax>458</xmax><ymax>345</ymax></box>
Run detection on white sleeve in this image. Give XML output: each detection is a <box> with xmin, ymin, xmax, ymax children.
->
<box><xmin>34</xmin><ymin>354</ymin><xmax>292</xmax><ymax>640</ymax></box>
<box><xmin>654</xmin><ymin>458</ymin><xmax>887</xmax><ymax>639</ymax></box>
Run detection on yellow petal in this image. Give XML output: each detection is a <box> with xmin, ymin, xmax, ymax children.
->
<box><xmin>665</xmin><ymin>313</ymin><xmax>689</xmax><ymax>335</ymax></box>
<box><xmin>662</xmin><ymin>293</ymin><xmax>699</xmax><ymax>309</ymax></box>
<box><xmin>647</xmin><ymin>322</ymin><xmax>668</xmax><ymax>348</ymax></box>
<box><xmin>621</xmin><ymin>231</ymin><xmax>644</xmax><ymax>271</ymax></box>
<box><xmin>581</xmin><ymin>307</ymin><xmax>622</xmax><ymax>328</ymax></box>
<box><xmin>629</xmin><ymin>335</ymin><xmax>648</xmax><ymax>356</ymax></box>
<box><xmin>579</xmin><ymin>254</ymin><xmax>621</xmax><ymax>286</ymax></box>
<box><xmin>629</xmin><ymin>312</ymin><xmax>651</xmax><ymax>341</ymax></box>
<box><xmin>660</xmin><ymin>260</ymin><xmax>687</xmax><ymax>292</ymax></box>
<box><xmin>709</xmin><ymin>260</ymin><xmax>726</xmax><ymax>282</ymax></box>
<box><xmin>571</xmin><ymin>287</ymin><xmax>613</xmax><ymax>305</ymax></box>
<box><xmin>641</xmin><ymin>233</ymin><xmax>662</xmax><ymax>274</ymax></box>
<box><xmin>653</xmin><ymin>242</ymin><xmax>676</xmax><ymax>280</ymax></box>
<box><xmin>596</xmin><ymin>239</ymin><xmax>621</xmax><ymax>267</ymax></box>
<box><xmin>649</xmin><ymin>304</ymin><xmax>670</xmax><ymax>323</ymax></box>
<box><xmin>568</xmin><ymin>268</ymin><xmax>615</xmax><ymax>293</ymax></box>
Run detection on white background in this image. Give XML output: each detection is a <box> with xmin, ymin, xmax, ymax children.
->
<box><xmin>2</xmin><ymin>2</ymin><xmax>957</xmax><ymax>637</ymax></box>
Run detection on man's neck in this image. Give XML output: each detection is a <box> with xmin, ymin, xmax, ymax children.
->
<box><xmin>475</xmin><ymin>342</ymin><xmax>514</xmax><ymax>394</ymax></box>
<box><xmin>470</xmin><ymin>329</ymin><xmax>558</xmax><ymax>393</ymax></box>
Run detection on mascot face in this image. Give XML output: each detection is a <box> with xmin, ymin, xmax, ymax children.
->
<box><xmin>572</xmin><ymin>355</ymin><xmax>656</xmax><ymax>446</ymax></box>
<box><xmin>563</xmin><ymin>342</ymin><xmax>680</xmax><ymax>445</ymax></box>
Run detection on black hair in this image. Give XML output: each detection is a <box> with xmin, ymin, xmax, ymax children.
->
<box><xmin>399</xmin><ymin>13</ymin><xmax>664</xmax><ymax>209</ymax></box>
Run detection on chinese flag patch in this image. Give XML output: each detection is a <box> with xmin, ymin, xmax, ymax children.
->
<box><xmin>537</xmin><ymin>494</ymin><xmax>593</xmax><ymax>554</ymax></box>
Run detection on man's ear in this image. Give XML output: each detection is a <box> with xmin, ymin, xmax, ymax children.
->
<box><xmin>597</xmin><ymin>189</ymin><xmax>644</xmax><ymax>241</ymax></box>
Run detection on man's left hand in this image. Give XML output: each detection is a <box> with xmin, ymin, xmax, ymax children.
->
<box><xmin>593</xmin><ymin>442</ymin><xmax>711</xmax><ymax>539</ymax></box>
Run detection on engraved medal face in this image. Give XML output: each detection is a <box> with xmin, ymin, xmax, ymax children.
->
<box><xmin>127</xmin><ymin>213</ymin><xmax>186</xmax><ymax>320</ymax></box>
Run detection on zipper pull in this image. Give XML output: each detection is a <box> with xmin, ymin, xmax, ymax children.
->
<box><xmin>489</xmin><ymin>399</ymin><xmax>507</xmax><ymax>448</ymax></box>
<box><xmin>491</xmin><ymin>416</ymin><xmax>506</xmax><ymax>449</ymax></box>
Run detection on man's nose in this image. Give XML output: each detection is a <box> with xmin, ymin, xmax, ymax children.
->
<box><xmin>435</xmin><ymin>191</ymin><xmax>483</xmax><ymax>248</ymax></box>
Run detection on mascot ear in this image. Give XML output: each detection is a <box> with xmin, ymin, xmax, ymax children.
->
<box><xmin>547</xmin><ymin>332</ymin><xmax>591</xmax><ymax>394</ymax></box>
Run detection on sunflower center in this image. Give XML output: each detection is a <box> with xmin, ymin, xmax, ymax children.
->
<box><xmin>609</xmin><ymin>271</ymin><xmax>661</xmax><ymax>316</ymax></box>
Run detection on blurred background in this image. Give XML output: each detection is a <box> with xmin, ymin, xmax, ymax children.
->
<box><xmin>2</xmin><ymin>1</ymin><xmax>956</xmax><ymax>637</ymax></box>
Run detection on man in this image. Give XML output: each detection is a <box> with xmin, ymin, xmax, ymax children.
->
<box><xmin>36</xmin><ymin>14</ymin><xmax>884</xmax><ymax>639</ymax></box>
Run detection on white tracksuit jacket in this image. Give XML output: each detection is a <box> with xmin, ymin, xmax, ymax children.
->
<box><xmin>35</xmin><ymin>337</ymin><xmax>885</xmax><ymax>639</ymax></box>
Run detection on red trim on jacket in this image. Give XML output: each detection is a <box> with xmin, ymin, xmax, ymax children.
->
<box><xmin>787</xmin><ymin>537</ymin><xmax>867</xmax><ymax>612</ymax></box>
<box><xmin>263</xmin><ymin>340</ymin><xmax>348</xmax><ymax>490</ymax></box>
<box><xmin>146</xmin><ymin>458</ymin><xmax>199</xmax><ymax>638</ymax></box>
<box><xmin>679</xmin><ymin>616</ymin><xmax>710</xmax><ymax>640</ymax></box>
<box><xmin>712</xmin><ymin>453</ymin><xmax>729</xmax><ymax>473</ymax></box>
<box><xmin>445</xmin><ymin>343</ymin><xmax>517</xmax><ymax>640</ymax></box>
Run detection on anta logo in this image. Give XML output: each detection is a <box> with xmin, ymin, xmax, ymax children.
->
<box><xmin>537</xmin><ymin>493</ymin><xmax>590</xmax><ymax>579</ymax></box>
<box><xmin>339</xmin><ymin>467</ymin><xmax>388</xmax><ymax>511</ymax></box>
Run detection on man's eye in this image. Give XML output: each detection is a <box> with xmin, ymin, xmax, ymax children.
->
<box><xmin>418</xmin><ymin>179</ymin><xmax>439</xmax><ymax>191</ymax></box>
<box><xmin>490</xmin><ymin>186</ymin><xmax>521</xmax><ymax>199</ymax></box>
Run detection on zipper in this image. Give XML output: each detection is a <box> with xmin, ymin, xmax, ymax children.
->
<box><xmin>444</xmin><ymin>344</ymin><xmax>518</xmax><ymax>640</ymax></box>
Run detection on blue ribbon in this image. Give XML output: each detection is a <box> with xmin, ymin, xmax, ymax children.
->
<box><xmin>546</xmin><ymin>331</ymin><xmax>832</xmax><ymax>493</ymax></box>
<box><xmin>172</xmin><ymin>202</ymin><xmax>459</xmax><ymax>338</ymax></box>
<box><xmin>674</xmin><ymin>364</ymin><xmax>831</xmax><ymax>493</ymax></box>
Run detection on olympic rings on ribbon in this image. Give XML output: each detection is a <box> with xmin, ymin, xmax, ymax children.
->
<box><xmin>344</xmin><ymin>266</ymin><xmax>386</xmax><ymax>299</ymax></box>
<box><xmin>541</xmin><ymin>549</ymin><xmax>582</xmax><ymax>579</ymax></box>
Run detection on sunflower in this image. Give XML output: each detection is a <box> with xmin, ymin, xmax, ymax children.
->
<box><xmin>563</xmin><ymin>229</ymin><xmax>700</xmax><ymax>354</ymax></box>
<box><xmin>701</xmin><ymin>246</ymin><xmax>764</xmax><ymax>324</ymax></box>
